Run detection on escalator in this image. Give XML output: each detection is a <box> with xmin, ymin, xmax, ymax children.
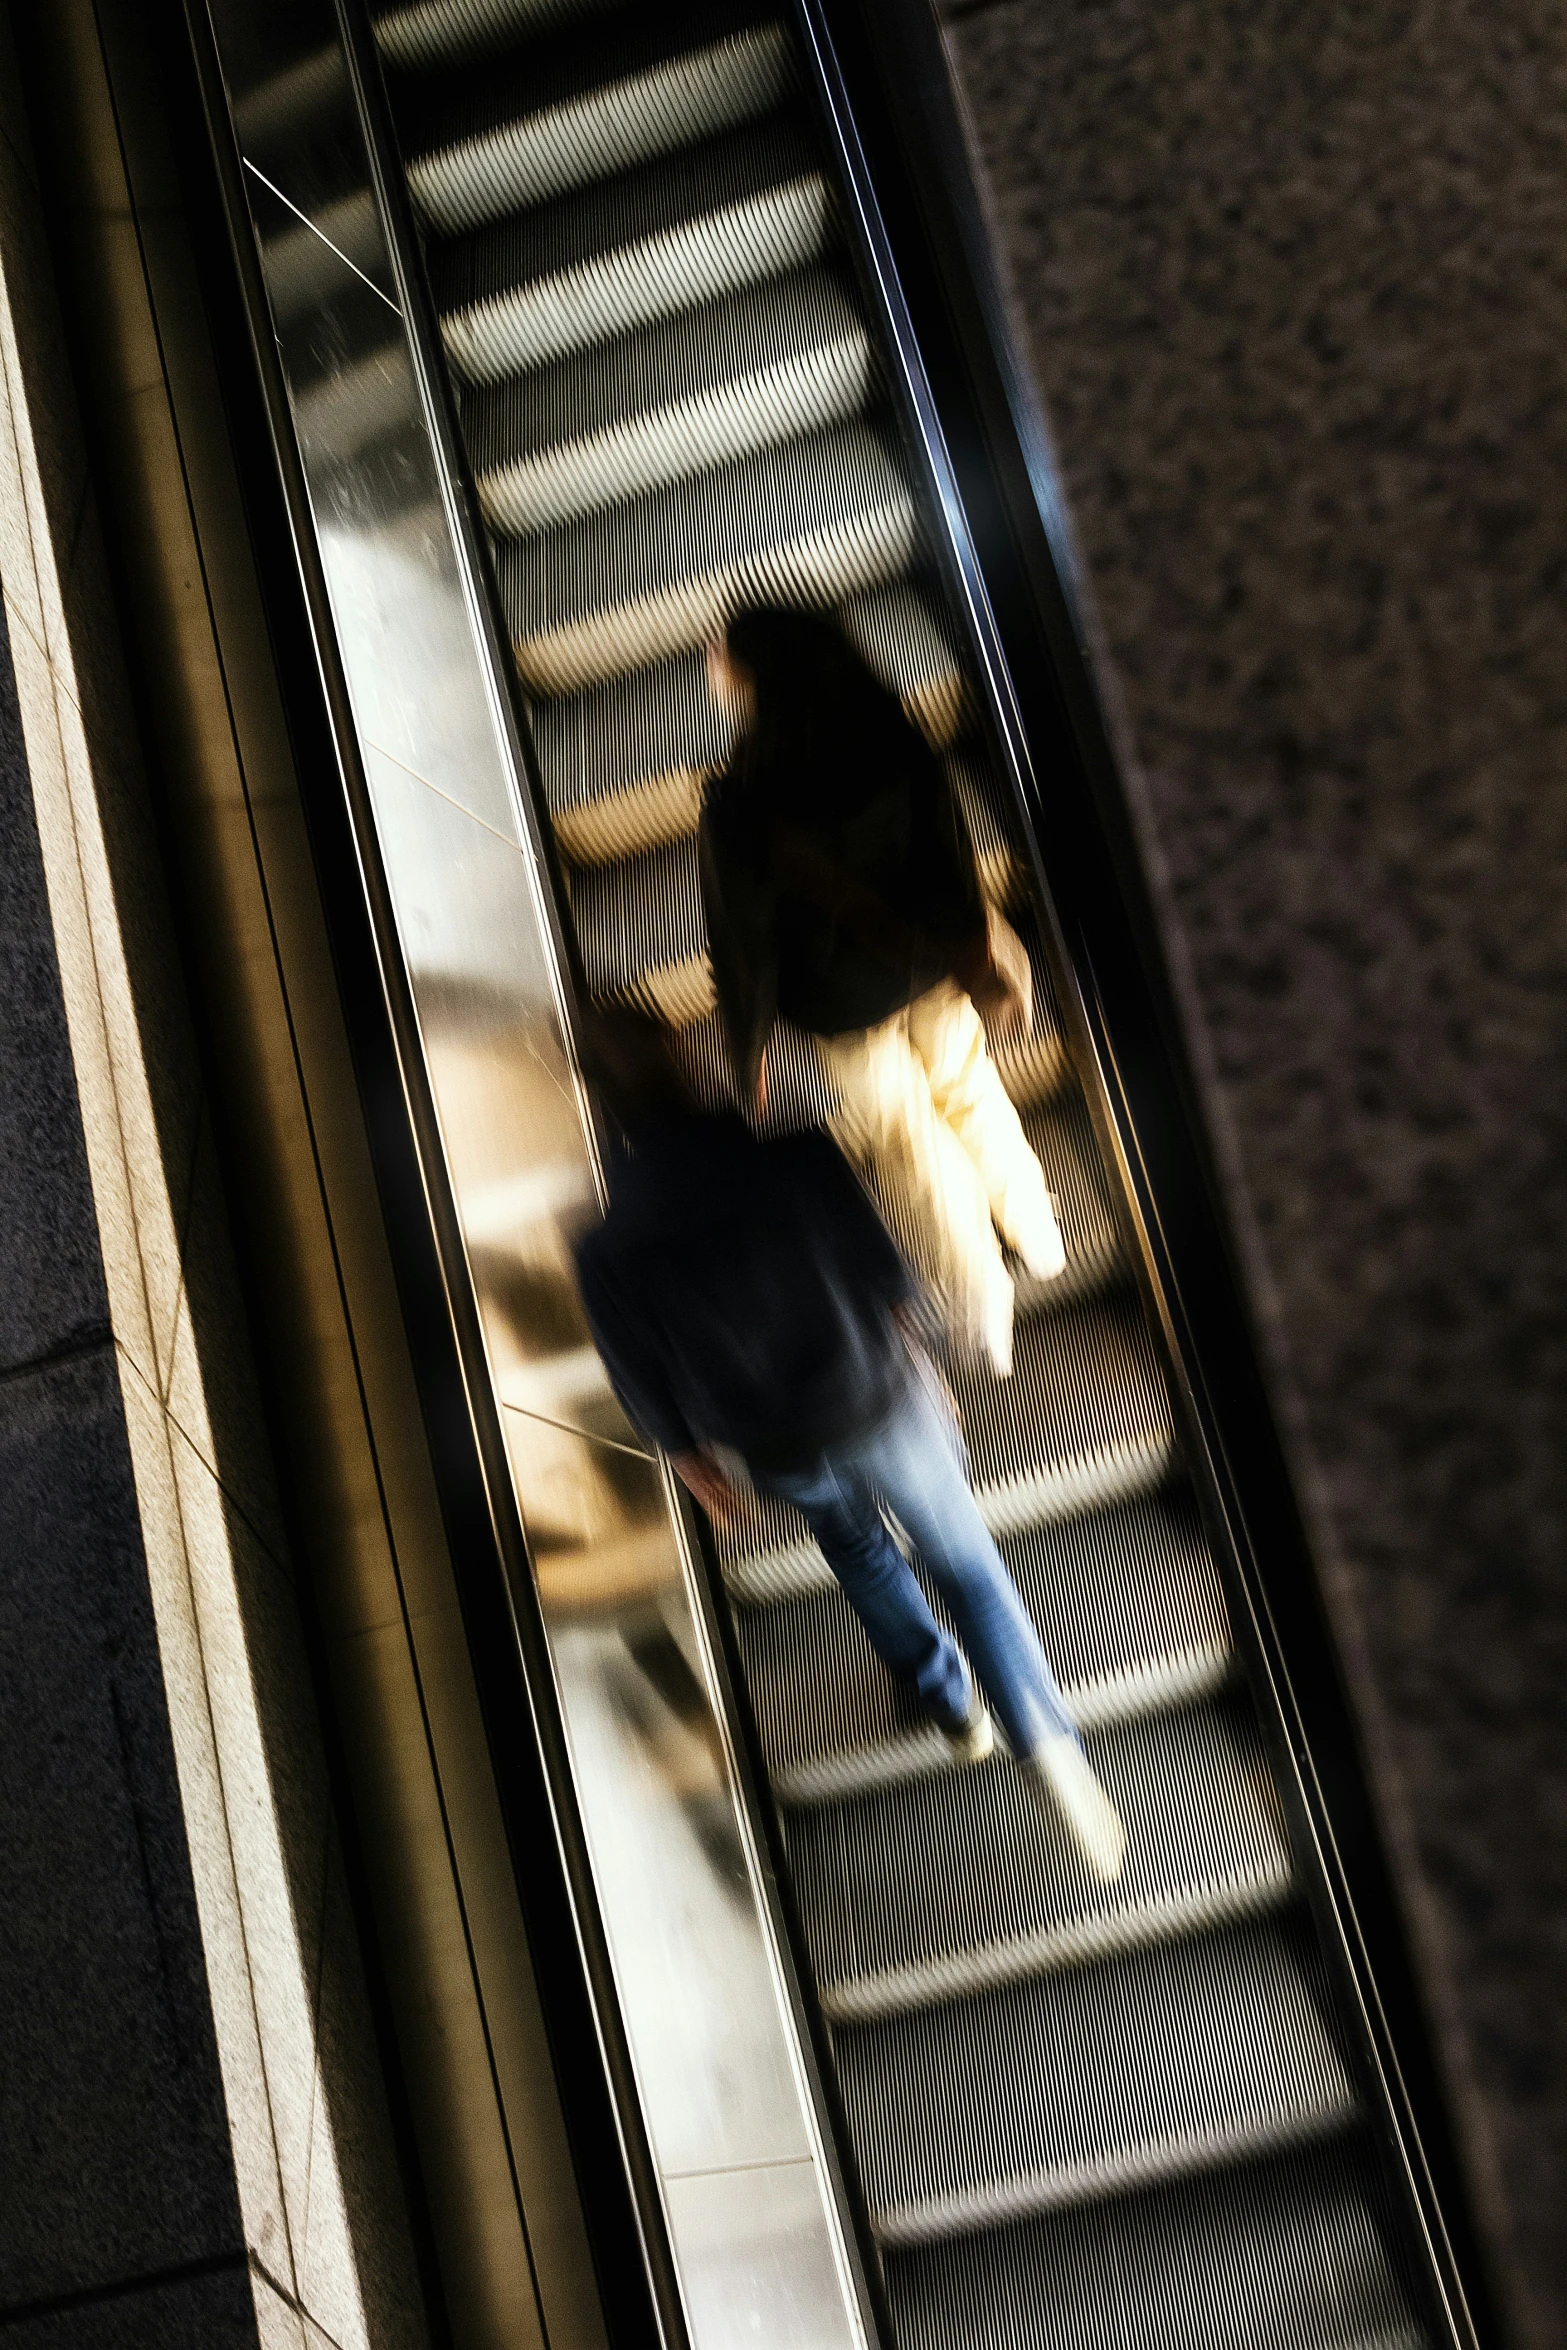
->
<box><xmin>191</xmin><ymin>0</ymin><xmax>1475</xmax><ymax>2342</ymax></box>
<box><xmin>358</xmin><ymin>7</ymin><xmax>1443</xmax><ymax>2346</ymax></box>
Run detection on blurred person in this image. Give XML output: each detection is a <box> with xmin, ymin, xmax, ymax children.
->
<box><xmin>571</xmin><ymin>1009</ymin><xmax>1125</xmax><ymax>1882</ymax></box>
<box><xmin>699</xmin><ymin>602</ymin><xmax>1064</xmax><ymax>1377</ymax></box>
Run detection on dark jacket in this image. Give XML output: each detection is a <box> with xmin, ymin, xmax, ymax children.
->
<box><xmin>574</xmin><ymin>1109</ymin><xmax>917</xmax><ymax>1473</ymax></box>
<box><xmin>699</xmin><ymin>704</ymin><xmax>984</xmax><ymax>1099</ymax></box>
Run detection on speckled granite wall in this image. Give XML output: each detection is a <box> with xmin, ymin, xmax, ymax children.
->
<box><xmin>939</xmin><ymin>2</ymin><xmax>1567</xmax><ymax>2341</ymax></box>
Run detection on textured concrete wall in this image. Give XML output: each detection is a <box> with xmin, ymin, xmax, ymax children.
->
<box><xmin>940</xmin><ymin>3</ymin><xmax>1567</xmax><ymax>2343</ymax></box>
<box><xmin>0</xmin><ymin>11</ymin><xmax>429</xmax><ymax>2341</ymax></box>
<box><xmin>0</xmin><ymin>531</ymin><xmax>259</xmax><ymax>2347</ymax></box>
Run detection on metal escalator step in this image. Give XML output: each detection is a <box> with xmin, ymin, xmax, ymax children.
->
<box><xmin>774</xmin><ymin>1636</ymin><xmax>1230</xmax><ymax>1816</ymax></box>
<box><xmin>529</xmin><ymin>644</ymin><xmax>723</xmax><ymax>811</ymax></box>
<box><xmin>718</xmin><ymin>1429</ymin><xmax>1176</xmax><ymax>1607</ymax></box>
<box><xmin>946</xmin><ymin>748</ymin><xmax>1019</xmax><ymax>893</ymax></box>
<box><xmin>738</xmin><ymin>1488</ymin><xmax>1228</xmax><ymax>1791</ymax></box>
<box><xmin>565</xmin><ymin>764</ymin><xmax>1030</xmax><ymax>1005</ymax></box>
<box><xmin>887</xmin><ymin>2137</ymin><xmax>1428</xmax><ymax>2350</ymax></box>
<box><xmin>535</xmin><ymin>579</ymin><xmax>969</xmax><ymax>852</ymax></box>
<box><xmin>591</xmin><ymin>945</ymin><xmax>1079</xmax><ymax>1109</ymax></box>
<box><xmin>789</xmin><ymin>1704</ymin><xmax>1289</xmax><ymax>2017</ymax></box>
<box><xmin>373</xmin><ymin>0</ymin><xmax>620</xmax><ymax>73</ymax></box>
<box><xmin>552</xmin><ymin>762</ymin><xmax>709</xmax><ymax>867</ymax></box>
<box><xmin>837</xmin><ymin>579</ymin><xmax>969</xmax><ymax>738</ymax></box>
<box><xmin>953</xmin><ymin>1290</ymin><xmax>1172</xmax><ymax>1496</ymax></box>
<box><xmin>500</xmin><ymin>420</ymin><xmax>919</xmax><ymax>689</ymax></box>
<box><xmin>571</xmin><ymin>831</ymin><xmax>705</xmax><ymax>997</ymax></box>
<box><xmin>837</xmin><ymin>1918</ymin><xmax>1358</xmax><ymax>2246</ymax></box>
<box><xmin>550</xmin><ymin>749</ymin><xmax>1013</xmax><ymax>879</ymax></box>
<box><xmin>466</xmin><ymin>265</ymin><xmax>876</xmax><ymax>533</ymax></box>
<box><xmin>407</xmin><ymin>16</ymin><xmax>793</xmax><ymax>235</ymax></box>
<box><xmin>434</xmin><ymin>117</ymin><xmax>829</xmax><ymax>381</ymax></box>
<box><xmin>598</xmin><ymin>947</ymin><xmax>716</xmax><ymax>1026</ymax></box>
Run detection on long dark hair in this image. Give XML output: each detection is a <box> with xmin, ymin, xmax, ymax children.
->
<box><xmin>723</xmin><ymin>603</ymin><xmax>912</xmax><ymax>813</ymax></box>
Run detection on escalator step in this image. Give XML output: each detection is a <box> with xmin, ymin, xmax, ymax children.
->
<box><xmin>530</xmin><ymin>576</ymin><xmax>963</xmax><ymax>806</ymax></box>
<box><xmin>836</xmin><ymin>1918</ymin><xmax>1356</xmax><ymax>2244</ymax></box>
<box><xmin>717</xmin><ymin>1427</ymin><xmax>1176</xmax><ymax>1609</ymax></box>
<box><xmin>498</xmin><ymin>418</ymin><xmax>918</xmax><ymax>688</ymax></box>
<box><xmin>373</xmin><ymin>0</ymin><xmax>623</xmax><ymax>74</ymax></box>
<box><xmin>738</xmin><ymin>1489</ymin><xmax>1227</xmax><ymax>1796</ymax></box>
<box><xmin>464</xmin><ymin>263</ymin><xmax>875</xmax><ymax>533</ymax></box>
<box><xmin>563</xmin><ymin>752</ymin><xmax>1044</xmax><ymax>1013</ymax></box>
<box><xmin>887</xmin><ymin>2137</ymin><xmax>1425</xmax><ymax>2350</ymax></box>
<box><xmin>432</xmin><ymin>115</ymin><xmax>830</xmax><ymax>380</ymax></box>
<box><xmin>951</xmin><ymin>1290</ymin><xmax>1170</xmax><ymax>1499</ymax></box>
<box><xmin>570</xmin><ymin>828</ymin><xmax>706</xmax><ymax>996</ymax></box>
<box><xmin>789</xmin><ymin>1703</ymin><xmax>1289</xmax><ymax>2016</ymax></box>
<box><xmin>407</xmin><ymin>12</ymin><xmax>792</xmax><ymax>235</ymax></box>
<box><xmin>709</xmin><ymin>1292</ymin><xmax>1172</xmax><ymax>1607</ymax></box>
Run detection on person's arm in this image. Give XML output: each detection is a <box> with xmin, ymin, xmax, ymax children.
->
<box><xmin>909</xmin><ymin>744</ymin><xmax>1031</xmax><ymax>1038</ymax></box>
<box><xmin>699</xmin><ymin>781</ymin><xmax>777</xmax><ymax>1113</ymax></box>
<box><xmin>668</xmin><ymin>1450</ymin><xmax>739</xmax><ymax>1523</ymax></box>
<box><xmin>575</xmin><ymin>1245</ymin><xmax>695</xmax><ymax>1457</ymax></box>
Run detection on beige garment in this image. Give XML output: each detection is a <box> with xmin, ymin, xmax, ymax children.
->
<box><xmin>818</xmin><ymin>980</ymin><xmax>1062</xmax><ymax>1374</ymax></box>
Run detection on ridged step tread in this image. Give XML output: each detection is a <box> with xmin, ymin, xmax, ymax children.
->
<box><xmin>556</xmin><ymin>741</ymin><xmax>1005</xmax><ymax>893</ymax></box>
<box><xmin>565</xmin><ymin>769</ymin><xmax>1021</xmax><ymax>1011</ymax></box>
<box><xmin>466</xmin><ymin>264</ymin><xmax>875</xmax><ymax>534</ymax></box>
<box><xmin>958</xmin><ymin>1288</ymin><xmax>1171</xmax><ymax>1496</ymax></box>
<box><xmin>738</xmin><ymin>1488</ymin><xmax>1226</xmax><ymax>1795</ymax></box>
<box><xmin>434</xmin><ymin>114</ymin><xmax>829</xmax><ymax>380</ymax></box>
<box><xmin>373</xmin><ymin>0</ymin><xmax>619</xmax><ymax>73</ymax></box>
<box><xmin>791</xmin><ymin>1703</ymin><xmax>1289</xmax><ymax>2018</ymax></box>
<box><xmin>837</xmin><ymin>1917</ymin><xmax>1358</xmax><ymax>2246</ymax></box>
<box><xmin>407</xmin><ymin>14</ymin><xmax>792</xmax><ymax>236</ymax></box>
<box><xmin>886</xmin><ymin>2137</ymin><xmax>1427</xmax><ymax>2350</ymax></box>
<box><xmin>499</xmin><ymin>419</ymin><xmax>918</xmax><ymax>688</ymax></box>
<box><xmin>538</xmin><ymin>583</ymin><xmax>970</xmax><ymax>864</ymax></box>
<box><xmin>719</xmin><ymin>1427</ymin><xmax>1175</xmax><ymax>1608</ymax></box>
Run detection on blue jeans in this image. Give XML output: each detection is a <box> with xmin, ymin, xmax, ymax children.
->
<box><xmin>754</xmin><ymin>1370</ymin><xmax>1077</xmax><ymax>1759</ymax></box>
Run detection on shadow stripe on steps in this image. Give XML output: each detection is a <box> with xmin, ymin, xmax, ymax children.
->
<box><xmin>874</xmin><ymin>2096</ymin><xmax>1362</xmax><ymax>2250</ymax></box>
<box><xmin>773</xmin><ymin>1634</ymin><xmax>1233</xmax><ymax>1809</ymax></box>
<box><xmin>409</xmin><ymin>23</ymin><xmax>795</xmax><ymax>234</ymax></box>
<box><xmin>822</xmin><ymin>1858</ymin><xmax>1295</xmax><ymax>2027</ymax></box>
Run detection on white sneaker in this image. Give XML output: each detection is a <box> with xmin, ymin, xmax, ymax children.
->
<box><xmin>940</xmin><ymin>1694</ymin><xmax>996</xmax><ymax>1766</ymax></box>
<box><xmin>1013</xmin><ymin>1194</ymin><xmax>1067</xmax><ymax>1282</ymax></box>
<box><xmin>1029</xmin><ymin>1734</ymin><xmax>1126</xmax><ymax>1881</ymax></box>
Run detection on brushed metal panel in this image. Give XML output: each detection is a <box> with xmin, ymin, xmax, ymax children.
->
<box><xmin>14</xmin><ymin>1</ymin><xmax>610</xmax><ymax>2340</ymax></box>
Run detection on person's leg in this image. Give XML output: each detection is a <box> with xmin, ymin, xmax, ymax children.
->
<box><xmin>758</xmin><ymin>1449</ymin><xmax>975</xmax><ymax>1734</ymax></box>
<box><xmin>819</xmin><ymin>1013</ymin><xmax>1016</xmax><ymax>1372</ymax></box>
<box><xmin>857</xmin><ymin>1376</ymin><xmax>1076</xmax><ymax>1758</ymax></box>
<box><xmin>906</xmin><ymin>982</ymin><xmax>1065</xmax><ymax>1280</ymax></box>
<box><xmin>861</xmin><ymin>1378</ymin><xmax>1125</xmax><ymax>1878</ymax></box>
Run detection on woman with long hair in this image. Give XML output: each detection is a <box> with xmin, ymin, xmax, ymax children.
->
<box><xmin>698</xmin><ymin>602</ymin><xmax>1064</xmax><ymax>1375</ymax></box>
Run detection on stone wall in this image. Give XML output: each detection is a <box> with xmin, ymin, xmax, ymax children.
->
<box><xmin>939</xmin><ymin>5</ymin><xmax>1567</xmax><ymax>2344</ymax></box>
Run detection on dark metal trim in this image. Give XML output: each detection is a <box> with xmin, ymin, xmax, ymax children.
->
<box><xmin>179</xmin><ymin>8</ymin><xmax>687</xmax><ymax>2344</ymax></box>
<box><xmin>798</xmin><ymin>0</ymin><xmax>1492</xmax><ymax>2340</ymax></box>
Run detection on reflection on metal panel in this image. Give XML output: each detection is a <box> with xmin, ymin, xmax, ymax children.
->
<box><xmin>203</xmin><ymin>6</ymin><xmax>866</xmax><ymax>2345</ymax></box>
